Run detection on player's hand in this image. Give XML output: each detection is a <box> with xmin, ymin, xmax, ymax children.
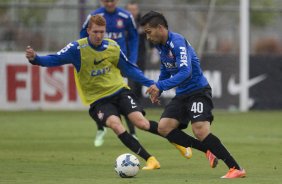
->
<box><xmin>149</xmin><ymin>93</ymin><xmax>161</xmax><ymax>105</ymax></box>
<box><xmin>146</xmin><ymin>84</ymin><xmax>160</xmax><ymax>97</ymax></box>
<box><xmin>146</xmin><ymin>84</ymin><xmax>161</xmax><ymax>104</ymax></box>
<box><xmin>25</xmin><ymin>46</ymin><xmax>36</xmax><ymax>61</ymax></box>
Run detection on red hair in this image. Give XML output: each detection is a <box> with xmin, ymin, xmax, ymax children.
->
<box><xmin>88</xmin><ymin>15</ymin><xmax>106</xmax><ymax>28</ymax></box>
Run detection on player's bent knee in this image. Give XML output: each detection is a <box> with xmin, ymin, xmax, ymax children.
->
<box><xmin>192</xmin><ymin>123</ymin><xmax>210</xmax><ymax>141</ymax></box>
<box><xmin>158</xmin><ymin>119</ymin><xmax>178</xmax><ymax>136</ymax></box>
<box><xmin>193</xmin><ymin>130</ymin><xmax>207</xmax><ymax>141</ymax></box>
<box><xmin>157</xmin><ymin>124</ymin><xmax>171</xmax><ymax>136</ymax></box>
<box><xmin>106</xmin><ymin>116</ymin><xmax>125</xmax><ymax>134</ymax></box>
<box><xmin>109</xmin><ymin>122</ymin><xmax>125</xmax><ymax>135</ymax></box>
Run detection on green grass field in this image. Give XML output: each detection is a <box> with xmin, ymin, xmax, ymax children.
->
<box><xmin>0</xmin><ymin>109</ymin><xmax>282</xmax><ymax>184</ymax></box>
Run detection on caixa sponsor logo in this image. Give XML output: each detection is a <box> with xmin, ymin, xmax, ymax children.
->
<box><xmin>91</xmin><ymin>67</ymin><xmax>111</xmax><ymax>76</ymax></box>
<box><xmin>105</xmin><ymin>32</ymin><xmax>123</xmax><ymax>39</ymax></box>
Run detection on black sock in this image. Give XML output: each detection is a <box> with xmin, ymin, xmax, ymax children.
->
<box><xmin>166</xmin><ymin>129</ymin><xmax>207</xmax><ymax>153</ymax></box>
<box><xmin>190</xmin><ymin>137</ymin><xmax>208</xmax><ymax>153</ymax></box>
<box><xmin>95</xmin><ymin>120</ymin><xmax>104</xmax><ymax>131</ymax></box>
<box><xmin>203</xmin><ymin>133</ymin><xmax>240</xmax><ymax>169</ymax></box>
<box><xmin>147</xmin><ymin>120</ymin><xmax>162</xmax><ymax>137</ymax></box>
<box><xmin>118</xmin><ymin>131</ymin><xmax>151</xmax><ymax>161</ymax></box>
<box><xmin>125</xmin><ymin>117</ymin><xmax>136</xmax><ymax>135</ymax></box>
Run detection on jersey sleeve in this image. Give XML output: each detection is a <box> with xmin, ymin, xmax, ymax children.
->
<box><xmin>125</xmin><ymin>14</ymin><xmax>139</xmax><ymax>64</ymax></box>
<box><xmin>117</xmin><ymin>49</ymin><xmax>154</xmax><ymax>87</ymax></box>
<box><xmin>156</xmin><ymin>38</ymin><xmax>192</xmax><ymax>91</ymax></box>
<box><xmin>32</xmin><ymin>42</ymin><xmax>81</xmax><ymax>72</ymax></box>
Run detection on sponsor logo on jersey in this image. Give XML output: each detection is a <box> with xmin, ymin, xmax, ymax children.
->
<box><xmin>105</xmin><ymin>32</ymin><xmax>123</xmax><ymax>40</ymax></box>
<box><xmin>91</xmin><ymin>66</ymin><xmax>111</xmax><ymax>76</ymax></box>
<box><xmin>94</xmin><ymin>57</ymin><xmax>108</xmax><ymax>65</ymax></box>
<box><xmin>163</xmin><ymin>62</ymin><xmax>177</xmax><ymax>69</ymax></box>
<box><xmin>179</xmin><ymin>47</ymin><xmax>188</xmax><ymax>67</ymax></box>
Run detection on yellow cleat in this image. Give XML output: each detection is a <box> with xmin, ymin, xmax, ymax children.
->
<box><xmin>172</xmin><ymin>143</ymin><xmax>193</xmax><ymax>159</ymax></box>
<box><xmin>142</xmin><ymin>156</ymin><xmax>161</xmax><ymax>170</ymax></box>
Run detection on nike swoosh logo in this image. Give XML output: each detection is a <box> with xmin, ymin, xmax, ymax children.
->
<box><xmin>228</xmin><ymin>74</ymin><xmax>267</xmax><ymax>95</ymax></box>
<box><xmin>94</xmin><ymin>57</ymin><xmax>108</xmax><ymax>65</ymax></box>
<box><xmin>193</xmin><ymin>114</ymin><xmax>201</xmax><ymax>118</ymax></box>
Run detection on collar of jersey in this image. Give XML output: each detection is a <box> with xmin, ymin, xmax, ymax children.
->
<box><xmin>158</xmin><ymin>31</ymin><xmax>172</xmax><ymax>49</ymax></box>
<box><xmin>165</xmin><ymin>31</ymin><xmax>173</xmax><ymax>46</ymax></box>
<box><xmin>87</xmin><ymin>37</ymin><xmax>108</xmax><ymax>52</ymax></box>
<box><xmin>102</xmin><ymin>7</ymin><xmax>118</xmax><ymax>15</ymax></box>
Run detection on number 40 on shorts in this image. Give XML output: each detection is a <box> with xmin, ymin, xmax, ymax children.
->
<box><xmin>191</xmin><ymin>102</ymin><xmax>203</xmax><ymax>113</ymax></box>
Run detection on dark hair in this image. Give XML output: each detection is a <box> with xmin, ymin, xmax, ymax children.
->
<box><xmin>140</xmin><ymin>11</ymin><xmax>168</xmax><ymax>29</ymax></box>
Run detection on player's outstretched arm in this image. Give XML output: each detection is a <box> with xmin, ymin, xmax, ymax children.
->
<box><xmin>24</xmin><ymin>42</ymin><xmax>81</xmax><ymax>70</ymax></box>
<box><xmin>117</xmin><ymin>50</ymin><xmax>154</xmax><ymax>87</ymax></box>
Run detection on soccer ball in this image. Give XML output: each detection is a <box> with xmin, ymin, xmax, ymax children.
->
<box><xmin>114</xmin><ymin>153</ymin><xmax>140</xmax><ymax>178</ymax></box>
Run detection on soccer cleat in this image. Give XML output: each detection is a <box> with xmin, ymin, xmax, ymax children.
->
<box><xmin>172</xmin><ymin>143</ymin><xmax>193</xmax><ymax>159</ymax></box>
<box><xmin>206</xmin><ymin>150</ymin><xmax>218</xmax><ymax>168</ymax></box>
<box><xmin>221</xmin><ymin>167</ymin><xmax>246</xmax><ymax>179</ymax></box>
<box><xmin>142</xmin><ymin>156</ymin><xmax>161</xmax><ymax>170</ymax></box>
<box><xmin>94</xmin><ymin>128</ymin><xmax>107</xmax><ymax>147</ymax></box>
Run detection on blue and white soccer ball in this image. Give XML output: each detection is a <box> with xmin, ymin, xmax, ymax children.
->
<box><xmin>114</xmin><ymin>153</ymin><xmax>140</xmax><ymax>178</ymax></box>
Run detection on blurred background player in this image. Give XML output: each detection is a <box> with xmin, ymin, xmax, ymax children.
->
<box><xmin>26</xmin><ymin>15</ymin><xmax>160</xmax><ymax>170</ymax></box>
<box><xmin>80</xmin><ymin>0</ymin><xmax>139</xmax><ymax>146</ymax></box>
<box><xmin>141</xmin><ymin>11</ymin><xmax>246</xmax><ymax>179</ymax></box>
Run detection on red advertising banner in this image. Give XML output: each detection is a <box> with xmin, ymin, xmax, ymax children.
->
<box><xmin>0</xmin><ymin>53</ymin><xmax>85</xmax><ymax>110</ymax></box>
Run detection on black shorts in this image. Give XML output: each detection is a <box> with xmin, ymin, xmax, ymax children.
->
<box><xmin>161</xmin><ymin>87</ymin><xmax>214</xmax><ymax>129</ymax></box>
<box><xmin>88</xmin><ymin>88</ymin><xmax>145</xmax><ymax>126</ymax></box>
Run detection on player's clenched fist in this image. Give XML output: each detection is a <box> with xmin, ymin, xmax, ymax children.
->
<box><xmin>25</xmin><ymin>46</ymin><xmax>36</xmax><ymax>61</ymax></box>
